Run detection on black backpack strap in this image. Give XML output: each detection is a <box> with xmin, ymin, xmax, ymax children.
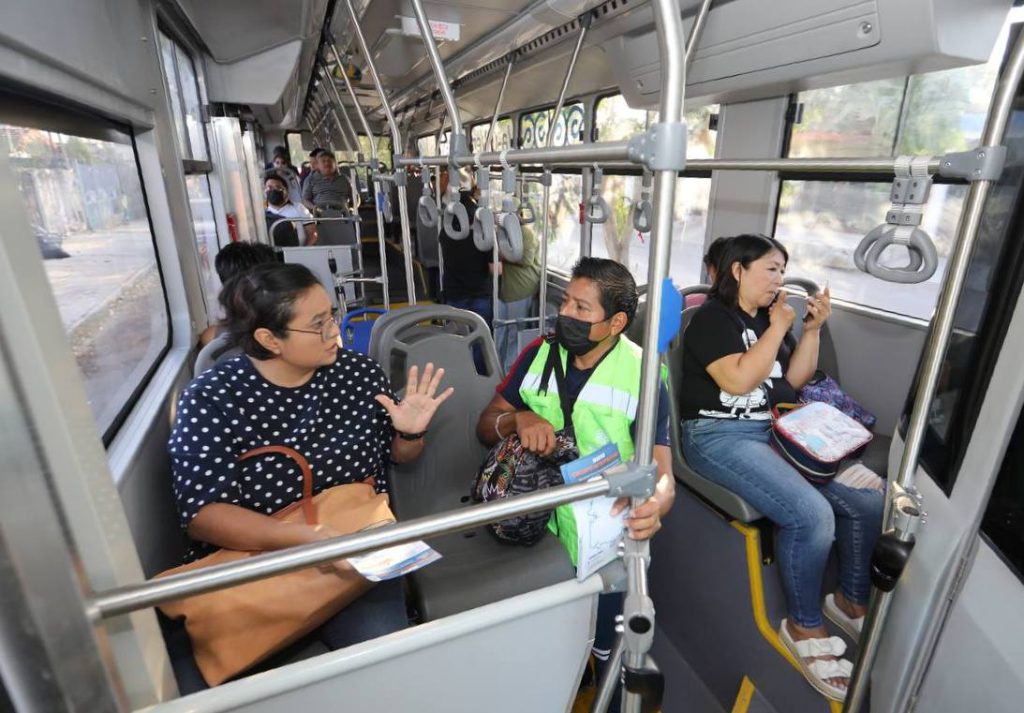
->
<box><xmin>539</xmin><ymin>340</ymin><xmax>574</xmax><ymax>431</ymax></box>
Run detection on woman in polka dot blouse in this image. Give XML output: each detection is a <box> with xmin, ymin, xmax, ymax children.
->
<box><xmin>165</xmin><ymin>263</ymin><xmax>453</xmax><ymax>690</ymax></box>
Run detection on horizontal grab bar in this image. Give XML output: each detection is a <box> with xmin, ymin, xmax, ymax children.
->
<box><xmin>87</xmin><ymin>477</ymin><xmax>610</xmax><ymax>621</ymax></box>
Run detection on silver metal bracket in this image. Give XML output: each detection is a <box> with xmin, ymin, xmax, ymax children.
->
<box><xmin>539</xmin><ymin>169</ymin><xmax>552</xmax><ymax>187</ymax></box>
<box><xmin>939</xmin><ymin>145</ymin><xmax>1007</xmax><ymax>182</ymax></box>
<box><xmin>448</xmin><ymin>132</ymin><xmax>470</xmax><ymax>165</ymax></box>
<box><xmin>889</xmin><ymin>482</ymin><xmax>925</xmax><ymax>537</ymax></box>
<box><xmin>627</xmin><ymin>122</ymin><xmax>688</xmax><ymax>172</ymax></box>
<box><xmin>392</xmin><ymin>169</ymin><xmax>407</xmax><ymax>187</ymax></box>
<box><xmin>604</xmin><ymin>463</ymin><xmax>657</xmax><ymax>500</ymax></box>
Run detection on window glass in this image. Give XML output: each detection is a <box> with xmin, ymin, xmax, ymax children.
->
<box><xmin>417</xmin><ymin>135</ymin><xmax>437</xmax><ymax>156</ymax></box>
<box><xmin>775</xmin><ymin>181</ymin><xmax>967</xmax><ymax>319</ymax></box>
<box><xmin>157</xmin><ymin>32</ymin><xmax>188</xmax><ymax>158</ymax></box>
<box><xmin>286</xmin><ymin>132</ymin><xmax>305</xmax><ymax>166</ymax></box>
<box><xmin>175</xmin><ymin>47</ymin><xmax>207</xmax><ymax>161</ymax></box>
<box><xmin>519</xmin><ymin>103</ymin><xmax>585</xmax><ymax>149</ymax></box>
<box><xmin>593</xmin><ymin>95</ymin><xmax>719</xmax><ymax>158</ymax></box>
<box><xmin>788</xmin><ymin>79</ymin><xmax>905</xmax><ymax>158</ymax></box>
<box><xmin>590</xmin><ymin>176</ymin><xmax>712</xmax><ymax>286</ymax></box>
<box><xmin>358</xmin><ymin>135</ymin><xmax>393</xmax><ymax>169</ymax></box>
<box><xmin>470</xmin><ymin>118</ymin><xmax>514</xmax><ymax>152</ymax></box>
<box><xmin>521</xmin><ymin>173</ymin><xmax>581</xmax><ymax>273</ymax></box>
<box><xmin>185</xmin><ymin>174</ymin><xmax>220</xmax><ymax>302</ymax></box>
<box><xmin>2</xmin><ymin>116</ymin><xmax>169</xmax><ymax>438</ymax></box>
<box><xmin>777</xmin><ymin>15</ymin><xmax>1016</xmax><ymax>317</ymax></box>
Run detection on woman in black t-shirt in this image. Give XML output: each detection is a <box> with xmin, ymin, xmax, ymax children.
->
<box><xmin>679</xmin><ymin>235</ymin><xmax>883</xmax><ymax>702</ymax></box>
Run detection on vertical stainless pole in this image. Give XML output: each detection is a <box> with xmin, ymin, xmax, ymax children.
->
<box><xmin>842</xmin><ymin>26</ymin><xmax>1024</xmax><ymax>713</ymax></box>
<box><xmin>538</xmin><ymin>13</ymin><xmax>591</xmax><ymax>336</ymax></box>
<box><xmin>408</xmin><ymin>0</ymin><xmax>464</xmax><ymax>139</ymax></box>
<box><xmin>340</xmin><ymin>0</ymin><xmax>418</xmax><ymax>305</ymax></box>
<box><xmin>328</xmin><ymin>40</ymin><xmax>391</xmax><ymax>310</ymax></box>
<box><xmin>685</xmin><ymin>0</ymin><xmax>714</xmax><ymax>68</ymax></box>
<box><xmin>485</xmin><ymin>56</ymin><xmax>515</xmax><ymax>152</ymax></box>
<box><xmin>435</xmin><ymin>114</ymin><xmax>447</xmax><ymax>296</ymax></box>
<box><xmin>581</xmin><ymin>166</ymin><xmax>594</xmax><ymax>257</ymax></box>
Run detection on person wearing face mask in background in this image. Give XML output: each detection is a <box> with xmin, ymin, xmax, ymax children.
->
<box><xmin>476</xmin><ymin>257</ymin><xmax>675</xmax><ymax>712</ymax></box>
<box><xmin>264</xmin><ymin>173</ymin><xmax>318</xmax><ymax>247</ymax></box>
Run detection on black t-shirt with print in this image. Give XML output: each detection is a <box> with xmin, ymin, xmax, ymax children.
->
<box><xmin>679</xmin><ymin>298</ymin><xmax>798</xmax><ymax>421</ymax></box>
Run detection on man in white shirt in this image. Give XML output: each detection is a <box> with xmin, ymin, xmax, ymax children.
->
<box><xmin>264</xmin><ymin>173</ymin><xmax>318</xmax><ymax>247</ymax></box>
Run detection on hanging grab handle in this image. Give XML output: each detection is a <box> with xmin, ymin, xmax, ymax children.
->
<box><xmin>442</xmin><ymin>168</ymin><xmax>471</xmax><ymax>240</ymax></box>
<box><xmin>585</xmin><ymin>167</ymin><xmax>610</xmax><ymax>225</ymax></box>
<box><xmin>855</xmin><ymin>156</ymin><xmax>938</xmax><ymax>284</ymax></box>
<box><xmin>631</xmin><ymin>170</ymin><xmax>653</xmax><ymax>233</ymax></box>
<box><xmin>418</xmin><ymin>180</ymin><xmax>438</xmax><ymax>228</ymax></box>
<box><xmin>496</xmin><ymin>196</ymin><xmax>524</xmax><ymax>262</ymax></box>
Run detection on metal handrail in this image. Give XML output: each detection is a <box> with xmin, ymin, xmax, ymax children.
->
<box><xmin>842</xmin><ymin>23</ymin><xmax>1024</xmax><ymax>713</ymax></box>
<box><xmin>398</xmin><ymin>151</ymin><xmax>947</xmax><ymax>175</ymax></box>
<box><xmin>87</xmin><ymin>477</ymin><xmax>610</xmax><ymax>621</ymax></box>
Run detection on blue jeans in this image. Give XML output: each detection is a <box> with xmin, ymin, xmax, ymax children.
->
<box><xmin>496</xmin><ymin>295</ymin><xmax>537</xmax><ymax>373</ymax></box>
<box><xmin>681</xmin><ymin>418</ymin><xmax>883</xmax><ymax>628</ymax></box>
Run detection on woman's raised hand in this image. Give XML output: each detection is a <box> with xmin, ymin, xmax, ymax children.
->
<box><xmin>803</xmin><ymin>286</ymin><xmax>832</xmax><ymax>330</ymax></box>
<box><xmin>375</xmin><ymin>363</ymin><xmax>455</xmax><ymax>435</ymax></box>
<box><xmin>769</xmin><ymin>288</ymin><xmax>797</xmax><ymax>330</ymax></box>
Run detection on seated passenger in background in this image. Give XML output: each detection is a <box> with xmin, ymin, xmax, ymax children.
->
<box><xmin>477</xmin><ymin>257</ymin><xmax>675</xmax><ymax>712</ymax></box>
<box><xmin>265</xmin><ymin>172</ymin><xmax>318</xmax><ymax>247</ymax></box>
<box><xmin>685</xmin><ymin>235</ymin><xmax>732</xmax><ymax>309</ymax></box>
<box><xmin>678</xmin><ymin>233</ymin><xmax>882</xmax><ymax>702</ymax></box>
<box><xmin>197</xmin><ymin>240</ymin><xmax>278</xmax><ymax>348</ymax></box>
<box><xmin>166</xmin><ymin>263</ymin><xmax>453</xmax><ymax>691</ymax></box>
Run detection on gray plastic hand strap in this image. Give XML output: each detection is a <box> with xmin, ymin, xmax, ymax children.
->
<box><xmin>855</xmin><ymin>225</ymin><xmax>935</xmax><ymax>283</ymax></box>
<box><xmin>380</xmin><ymin>190</ymin><xmax>395</xmax><ymax>224</ymax></box>
<box><xmin>443</xmin><ymin>192</ymin><xmax>471</xmax><ymax>240</ymax></box>
<box><xmin>631</xmin><ymin>200</ymin><xmax>652</xmax><ymax>233</ymax></box>
<box><xmin>497</xmin><ymin>211</ymin><xmax>524</xmax><ymax>262</ymax></box>
<box><xmin>472</xmin><ymin>206</ymin><xmax>496</xmax><ymax>252</ymax></box>
<box><xmin>418</xmin><ymin>183</ymin><xmax>439</xmax><ymax>228</ymax></box>
<box><xmin>585</xmin><ymin>167</ymin><xmax>609</xmax><ymax>225</ymax></box>
<box><xmin>518</xmin><ymin>198</ymin><xmax>536</xmax><ymax>225</ymax></box>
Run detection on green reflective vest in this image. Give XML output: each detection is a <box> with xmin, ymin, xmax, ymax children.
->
<box><xmin>519</xmin><ymin>336</ymin><xmax>656</xmax><ymax>564</ymax></box>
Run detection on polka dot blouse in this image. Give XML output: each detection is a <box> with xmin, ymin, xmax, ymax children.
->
<box><xmin>168</xmin><ymin>350</ymin><xmax>396</xmax><ymax>561</ymax></box>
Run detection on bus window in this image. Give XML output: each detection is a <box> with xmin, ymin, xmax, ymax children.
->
<box><xmin>1</xmin><ymin>100</ymin><xmax>169</xmax><ymax>441</ymax></box>
<box><xmin>286</xmin><ymin>131</ymin><xmax>305</xmax><ymax>166</ymax></box>
<box><xmin>775</xmin><ymin>14</ymin><xmax>1014</xmax><ymax>319</ymax></box>
<box><xmin>158</xmin><ymin>29</ymin><xmax>221</xmax><ymax>307</ymax></box>
<box><xmin>522</xmin><ymin>173</ymin><xmax>581</xmax><ymax>274</ymax></box>
<box><xmin>417</xmin><ymin>135</ymin><xmax>436</xmax><ymax>157</ymax></box>
<box><xmin>470</xmin><ymin>118</ymin><xmax>514</xmax><ymax>152</ymax></box>
<box><xmin>520</xmin><ymin>103</ymin><xmax>585</xmax><ymax>149</ymax></box>
<box><xmin>591</xmin><ymin>95</ymin><xmax>717</xmax><ymax>286</ymax></box>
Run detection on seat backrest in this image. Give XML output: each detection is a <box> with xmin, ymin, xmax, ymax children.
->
<box><xmin>372</xmin><ymin>306</ymin><xmax>502</xmax><ymax>519</ymax></box>
<box><xmin>316</xmin><ymin>212</ymin><xmax>358</xmax><ymax>246</ymax></box>
<box><xmin>194</xmin><ymin>333</ymin><xmax>241</xmax><ymax>377</ymax></box>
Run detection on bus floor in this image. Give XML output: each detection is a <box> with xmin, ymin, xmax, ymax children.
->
<box><xmin>649</xmin><ymin>487</ymin><xmax>851</xmax><ymax>713</ymax></box>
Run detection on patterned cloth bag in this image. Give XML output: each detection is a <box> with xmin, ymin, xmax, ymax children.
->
<box><xmin>799</xmin><ymin>370</ymin><xmax>877</xmax><ymax>430</ymax></box>
<box><xmin>473</xmin><ymin>431</ymin><xmax>579</xmax><ymax>545</ymax></box>
<box><xmin>771</xmin><ymin>402</ymin><xmax>873</xmax><ymax>484</ymax></box>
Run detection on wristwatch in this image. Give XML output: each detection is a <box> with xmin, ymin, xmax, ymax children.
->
<box><xmin>396</xmin><ymin>430</ymin><xmax>427</xmax><ymax>441</ymax></box>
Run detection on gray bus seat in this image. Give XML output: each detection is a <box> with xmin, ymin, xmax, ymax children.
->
<box><xmin>372</xmin><ymin>306</ymin><xmax>573</xmax><ymax>620</ymax></box>
<box><xmin>194</xmin><ymin>333</ymin><xmax>241</xmax><ymax>378</ymax></box>
<box><xmin>315</xmin><ymin>209</ymin><xmax>358</xmax><ymax>246</ymax></box>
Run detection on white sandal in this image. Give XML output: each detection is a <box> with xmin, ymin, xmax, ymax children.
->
<box><xmin>824</xmin><ymin>593</ymin><xmax>865</xmax><ymax>640</ymax></box>
<box><xmin>779</xmin><ymin>619</ymin><xmax>853</xmax><ymax>702</ymax></box>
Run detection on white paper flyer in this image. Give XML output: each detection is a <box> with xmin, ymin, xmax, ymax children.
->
<box><xmin>560</xmin><ymin>443</ymin><xmax>626</xmax><ymax>581</ymax></box>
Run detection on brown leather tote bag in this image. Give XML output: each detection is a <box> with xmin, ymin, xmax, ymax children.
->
<box><xmin>157</xmin><ymin>445</ymin><xmax>395</xmax><ymax>685</ymax></box>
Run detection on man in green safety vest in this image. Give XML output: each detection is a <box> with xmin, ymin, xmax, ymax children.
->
<box><xmin>477</xmin><ymin>256</ymin><xmax>675</xmax><ymax>541</ymax></box>
<box><xmin>477</xmin><ymin>257</ymin><xmax>675</xmax><ymax>709</ymax></box>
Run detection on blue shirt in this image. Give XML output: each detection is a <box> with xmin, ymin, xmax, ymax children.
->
<box><xmin>498</xmin><ymin>337</ymin><xmax>672</xmax><ymax>447</ymax></box>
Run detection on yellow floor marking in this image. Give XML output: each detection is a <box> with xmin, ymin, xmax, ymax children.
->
<box><xmin>730</xmin><ymin>521</ymin><xmax>844</xmax><ymax>712</ymax></box>
<box><xmin>731</xmin><ymin>676</ymin><xmax>756</xmax><ymax>713</ymax></box>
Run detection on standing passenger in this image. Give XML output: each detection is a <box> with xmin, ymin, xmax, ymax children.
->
<box><xmin>303</xmin><ymin>149</ymin><xmax>352</xmax><ymax>213</ymax></box>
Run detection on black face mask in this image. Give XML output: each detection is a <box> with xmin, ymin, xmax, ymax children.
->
<box><xmin>266</xmin><ymin>189</ymin><xmax>286</xmax><ymax>206</ymax></box>
<box><xmin>555</xmin><ymin>315</ymin><xmax>609</xmax><ymax>357</ymax></box>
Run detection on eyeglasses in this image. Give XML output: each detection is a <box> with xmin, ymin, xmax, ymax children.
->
<box><xmin>284</xmin><ymin>310</ymin><xmax>341</xmax><ymax>342</ymax></box>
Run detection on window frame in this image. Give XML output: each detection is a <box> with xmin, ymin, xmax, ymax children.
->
<box><xmin>517</xmin><ymin>99</ymin><xmax>587</xmax><ymax>149</ymax></box>
<box><xmin>0</xmin><ymin>87</ymin><xmax>173</xmax><ymax>445</ymax></box>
